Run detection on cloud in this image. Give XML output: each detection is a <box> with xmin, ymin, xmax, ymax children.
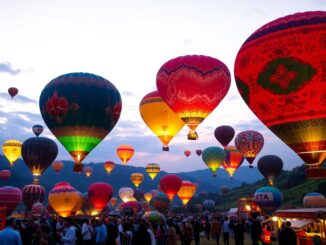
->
<box><xmin>0</xmin><ymin>62</ymin><xmax>21</xmax><ymax>75</ymax></box>
<box><xmin>121</xmin><ymin>90</ymin><xmax>136</xmax><ymax>97</ymax></box>
<box><xmin>0</xmin><ymin>92</ymin><xmax>37</xmax><ymax>104</ymax></box>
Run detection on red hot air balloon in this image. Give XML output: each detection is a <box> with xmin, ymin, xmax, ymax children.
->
<box><xmin>214</xmin><ymin>125</ymin><xmax>235</xmax><ymax>148</ymax></box>
<box><xmin>184</xmin><ymin>150</ymin><xmax>191</xmax><ymax>158</ymax></box>
<box><xmin>22</xmin><ymin>184</ymin><xmax>46</xmax><ymax>210</ymax></box>
<box><xmin>0</xmin><ymin>170</ymin><xmax>11</xmax><ymax>181</ymax></box>
<box><xmin>8</xmin><ymin>87</ymin><xmax>18</xmax><ymax>99</ymax></box>
<box><xmin>235</xmin><ymin>130</ymin><xmax>264</xmax><ymax>168</ymax></box>
<box><xmin>156</xmin><ymin>55</ymin><xmax>231</xmax><ymax>140</ymax></box>
<box><xmin>0</xmin><ymin>186</ymin><xmax>22</xmax><ymax>215</ymax></box>
<box><xmin>88</xmin><ymin>182</ymin><xmax>113</xmax><ymax>211</ymax></box>
<box><xmin>195</xmin><ymin>149</ymin><xmax>202</xmax><ymax>156</ymax></box>
<box><xmin>234</xmin><ymin>11</ymin><xmax>326</xmax><ymax>170</ymax></box>
<box><xmin>159</xmin><ymin>174</ymin><xmax>182</xmax><ymax>201</ymax></box>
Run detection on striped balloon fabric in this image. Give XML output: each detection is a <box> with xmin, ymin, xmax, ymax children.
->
<box><xmin>0</xmin><ymin>186</ymin><xmax>22</xmax><ymax>215</ymax></box>
<box><xmin>22</xmin><ymin>184</ymin><xmax>46</xmax><ymax>210</ymax></box>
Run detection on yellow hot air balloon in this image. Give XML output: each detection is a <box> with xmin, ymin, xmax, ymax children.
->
<box><xmin>72</xmin><ymin>192</ymin><xmax>84</xmax><ymax>214</ymax></box>
<box><xmin>177</xmin><ymin>181</ymin><xmax>198</xmax><ymax>206</ymax></box>
<box><xmin>130</xmin><ymin>173</ymin><xmax>144</xmax><ymax>188</ymax></box>
<box><xmin>144</xmin><ymin>192</ymin><xmax>152</xmax><ymax>202</ymax></box>
<box><xmin>2</xmin><ymin>140</ymin><xmax>22</xmax><ymax>166</ymax></box>
<box><xmin>48</xmin><ymin>182</ymin><xmax>80</xmax><ymax>217</ymax></box>
<box><xmin>146</xmin><ymin>163</ymin><xmax>160</xmax><ymax>180</ymax></box>
<box><xmin>139</xmin><ymin>91</ymin><xmax>185</xmax><ymax>151</ymax></box>
<box><xmin>116</xmin><ymin>145</ymin><xmax>134</xmax><ymax>164</ymax></box>
<box><xmin>104</xmin><ymin>161</ymin><xmax>115</xmax><ymax>174</ymax></box>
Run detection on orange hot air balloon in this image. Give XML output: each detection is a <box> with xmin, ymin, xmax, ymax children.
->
<box><xmin>145</xmin><ymin>163</ymin><xmax>160</xmax><ymax>180</ymax></box>
<box><xmin>84</xmin><ymin>166</ymin><xmax>93</xmax><ymax>177</ymax></box>
<box><xmin>139</xmin><ymin>91</ymin><xmax>185</xmax><ymax>151</ymax></box>
<box><xmin>177</xmin><ymin>181</ymin><xmax>198</xmax><ymax>206</ymax></box>
<box><xmin>52</xmin><ymin>161</ymin><xmax>64</xmax><ymax>173</ymax></box>
<box><xmin>110</xmin><ymin>197</ymin><xmax>117</xmax><ymax>207</ymax></box>
<box><xmin>71</xmin><ymin>192</ymin><xmax>84</xmax><ymax>215</ymax></box>
<box><xmin>48</xmin><ymin>182</ymin><xmax>80</xmax><ymax>217</ymax></box>
<box><xmin>184</xmin><ymin>150</ymin><xmax>191</xmax><ymax>157</ymax></box>
<box><xmin>130</xmin><ymin>173</ymin><xmax>144</xmax><ymax>188</ymax></box>
<box><xmin>234</xmin><ymin>11</ymin><xmax>326</xmax><ymax>168</ymax></box>
<box><xmin>104</xmin><ymin>161</ymin><xmax>115</xmax><ymax>174</ymax></box>
<box><xmin>144</xmin><ymin>192</ymin><xmax>153</xmax><ymax>202</ymax></box>
<box><xmin>159</xmin><ymin>174</ymin><xmax>182</xmax><ymax>201</ymax></box>
<box><xmin>157</xmin><ymin>55</ymin><xmax>231</xmax><ymax>140</ymax></box>
<box><xmin>116</xmin><ymin>145</ymin><xmax>134</xmax><ymax>164</ymax></box>
<box><xmin>222</xmin><ymin>146</ymin><xmax>244</xmax><ymax>179</ymax></box>
<box><xmin>2</xmin><ymin>140</ymin><xmax>22</xmax><ymax>167</ymax></box>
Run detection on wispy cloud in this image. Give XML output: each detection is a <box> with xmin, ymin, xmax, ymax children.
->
<box><xmin>0</xmin><ymin>62</ymin><xmax>21</xmax><ymax>75</ymax></box>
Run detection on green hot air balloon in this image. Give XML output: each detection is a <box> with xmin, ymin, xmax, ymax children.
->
<box><xmin>202</xmin><ymin>146</ymin><xmax>226</xmax><ymax>177</ymax></box>
<box><xmin>39</xmin><ymin>73</ymin><xmax>122</xmax><ymax>172</ymax></box>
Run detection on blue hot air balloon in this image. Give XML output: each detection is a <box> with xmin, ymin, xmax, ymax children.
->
<box><xmin>254</xmin><ymin>186</ymin><xmax>282</xmax><ymax>215</ymax></box>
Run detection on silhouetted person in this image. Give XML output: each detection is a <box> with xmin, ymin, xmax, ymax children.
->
<box><xmin>250</xmin><ymin>214</ymin><xmax>261</xmax><ymax>245</ymax></box>
<box><xmin>278</xmin><ymin>221</ymin><xmax>296</xmax><ymax>245</ymax></box>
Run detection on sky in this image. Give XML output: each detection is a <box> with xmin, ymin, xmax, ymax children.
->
<box><xmin>0</xmin><ymin>0</ymin><xmax>325</xmax><ymax>173</ymax></box>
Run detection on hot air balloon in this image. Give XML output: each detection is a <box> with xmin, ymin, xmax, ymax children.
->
<box><xmin>146</xmin><ymin>163</ymin><xmax>160</xmax><ymax>180</ymax></box>
<box><xmin>39</xmin><ymin>72</ymin><xmax>122</xmax><ymax>171</ymax></box>
<box><xmin>220</xmin><ymin>186</ymin><xmax>230</xmax><ymax>196</ymax></box>
<box><xmin>71</xmin><ymin>192</ymin><xmax>84</xmax><ymax>215</ymax></box>
<box><xmin>116</xmin><ymin>145</ymin><xmax>134</xmax><ymax>164</ymax></box>
<box><xmin>130</xmin><ymin>173</ymin><xmax>144</xmax><ymax>188</ymax></box>
<box><xmin>120</xmin><ymin>201</ymin><xmax>139</xmax><ymax>214</ymax></box>
<box><xmin>150</xmin><ymin>192</ymin><xmax>171</xmax><ymax>213</ymax></box>
<box><xmin>234</xmin><ymin>11</ymin><xmax>326</xmax><ymax>170</ymax></box>
<box><xmin>184</xmin><ymin>150</ymin><xmax>191</xmax><ymax>157</ymax></box>
<box><xmin>104</xmin><ymin>161</ymin><xmax>115</xmax><ymax>174</ymax></box>
<box><xmin>48</xmin><ymin>182</ymin><xmax>80</xmax><ymax>217</ymax></box>
<box><xmin>31</xmin><ymin>202</ymin><xmax>43</xmax><ymax>217</ymax></box>
<box><xmin>8</xmin><ymin>87</ymin><xmax>18</xmax><ymax>99</ymax></box>
<box><xmin>22</xmin><ymin>184</ymin><xmax>46</xmax><ymax>210</ymax></box>
<box><xmin>88</xmin><ymin>182</ymin><xmax>113</xmax><ymax>211</ymax></box>
<box><xmin>159</xmin><ymin>174</ymin><xmax>182</xmax><ymax>201</ymax></box>
<box><xmin>177</xmin><ymin>181</ymin><xmax>198</xmax><ymax>206</ymax></box>
<box><xmin>22</xmin><ymin>137</ymin><xmax>58</xmax><ymax>180</ymax></box>
<box><xmin>119</xmin><ymin>187</ymin><xmax>134</xmax><ymax>202</ymax></box>
<box><xmin>139</xmin><ymin>91</ymin><xmax>185</xmax><ymax>151</ymax></box>
<box><xmin>254</xmin><ymin>186</ymin><xmax>282</xmax><ymax>215</ymax></box>
<box><xmin>52</xmin><ymin>161</ymin><xmax>63</xmax><ymax>173</ymax></box>
<box><xmin>195</xmin><ymin>149</ymin><xmax>202</xmax><ymax>156</ymax></box>
<box><xmin>83</xmin><ymin>166</ymin><xmax>93</xmax><ymax>177</ymax></box>
<box><xmin>134</xmin><ymin>189</ymin><xmax>144</xmax><ymax>201</ymax></box>
<box><xmin>144</xmin><ymin>192</ymin><xmax>153</xmax><ymax>202</ymax></box>
<box><xmin>151</xmin><ymin>189</ymin><xmax>158</xmax><ymax>198</ymax></box>
<box><xmin>142</xmin><ymin>211</ymin><xmax>165</xmax><ymax>226</ymax></box>
<box><xmin>32</xmin><ymin>125</ymin><xmax>44</xmax><ymax>137</ymax></box>
<box><xmin>214</xmin><ymin>125</ymin><xmax>235</xmax><ymax>148</ymax></box>
<box><xmin>110</xmin><ymin>197</ymin><xmax>118</xmax><ymax>208</ymax></box>
<box><xmin>0</xmin><ymin>170</ymin><xmax>11</xmax><ymax>181</ymax></box>
<box><xmin>257</xmin><ymin>155</ymin><xmax>283</xmax><ymax>186</ymax></box>
<box><xmin>235</xmin><ymin>130</ymin><xmax>264</xmax><ymax>168</ymax></box>
<box><xmin>222</xmin><ymin>146</ymin><xmax>244</xmax><ymax>178</ymax></box>
<box><xmin>0</xmin><ymin>186</ymin><xmax>22</xmax><ymax>215</ymax></box>
<box><xmin>157</xmin><ymin>55</ymin><xmax>231</xmax><ymax>140</ymax></box>
<box><xmin>203</xmin><ymin>199</ymin><xmax>215</xmax><ymax>210</ymax></box>
<box><xmin>2</xmin><ymin>140</ymin><xmax>22</xmax><ymax>166</ymax></box>
<box><xmin>303</xmin><ymin>193</ymin><xmax>326</xmax><ymax>208</ymax></box>
<box><xmin>202</xmin><ymin>146</ymin><xmax>226</xmax><ymax>177</ymax></box>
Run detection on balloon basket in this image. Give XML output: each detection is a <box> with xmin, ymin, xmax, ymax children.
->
<box><xmin>73</xmin><ymin>163</ymin><xmax>84</xmax><ymax>173</ymax></box>
<box><xmin>306</xmin><ymin>168</ymin><xmax>326</xmax><ymax>179</ymax></box>
<box><xmin>187</xmin><ymin>131</ymin><xmax>198</xmax><ymax>140</ymax></box>
<box><xmin>162</xmin><ymin>146</ymin><xmax>169</xmax><ymax>151</ymax></box>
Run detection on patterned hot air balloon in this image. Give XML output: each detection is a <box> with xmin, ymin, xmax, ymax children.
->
<box><xmin>203</xmin><ymin>199</ymin><xmax>215</xmax><ymax>210</ymax></box>
<box><xmin>214</xmin><ymin>125</ymin><xmax>235</xmax><ymax>148</ymax></box>
<box><xmin>144</xmin><ymin>192</ymin><xmax>153</xmax><ymax>202</ymax></box>
<box><xmin>195</xmin><ymin>149</ymin><xmax>202</xmax><ymax>156</ymax></box>
<box><xmin>303</xmin><ymin>193</ymin><xmax>326</xmax><ymax>208</ymax></box>
<box><xmin>52</xmin><ymin>161</ymin><xmax>64</xmax><ymax>173</ymax></box>
<box><xmin>2</xmin><ymin>140</ymin><xmax>22</xmax><ymax>166</ymax></box>
<box><xmin>202</xmin><ymin>147</ymin><xmax>226</xmax><ymax>177</ymax></box>
<box><xmin>39</xmin><ymin>73</ymin><xmax>122</xmax><ymax>171</ymax></box>
<box><xmin>146</xmin><ymin>163</ymin><xmax>160</xmax><ymax>180</ymax></box>
<box><xmin>257</xmin><ymin>155</ymin><xmax>283</xmax><ymax>186</ymax></box>
<box><xmin>184</xmin><ymin>150</ymin><xmax>191</xmax><ymax>157</ymax></box>
<box><xmin>234</xmin><ymin>11</ymin><xmax>326</xmax><ymax>169</ymax></box>
<box><xmin>8</xmin><ymin>87</ymin><xmax>18</xmax><ymax>99</ymax></box>
<box><xmin>104</xmin><ymin>161</ymin><xmax>115</xmax><ymax>174</ymax></box>
<box><xmin>142</xmin><ymin>211</ymin><xmax>165</xmax><ymax>226</ymax></box>
<box><xmin>22</xmin><ymin>184</ymin><xmax>46</xmax><ymax>210</ymax></box>
<box><xmin>177</xmin><ymin>181</ymin><xmax>198</xmax><ymax>206</ymax></box>
<box><xmin>157</xmin><ymin>55</ymin><xmax>231</xmax><ymax>140</ymax></box>
<box><xmin>235</xmin><ymin>130</ymin><xmax>264</xmax><ymax>168</ymax></box>
<box><xmin>140</xmin><ymin>91</ymin><xmax>185</xmax><ymax>151</ymax></box>
<box><xmin>83</xmin><ymin>166</ymin><xmax>93</xmax><ymax>177</ymax></box>
<box><xmin>116</xmin><ymin>145</ymin><xmax>134</xmax><ymax>164</ymax></box>
<box><xmin>0</xmin><ymin>186</ymin><xmax>22</xmax><ymax>215</ymax></box>
<box><xmin>150</xmin><ymin>192</ymin><xmax>171</xmax><ymax>213</ymax></box>
<box><xmin>88</xmin><ymin>182</ymin><xmax>113</xmax><ymax>211</ymax></box>
<box><xmin>110</xmin><ymin>197</ymin><xmax>118</xmax><ymax>208</ymax></box>
<box><xmin>222</xmin><ymin>146</ymin><xmax>244</xmax><ymax>179</ymax></box>
<box><xmin>119</xmin><ymin>187</ymin><xmax>134</xmax><ymax>202</ymax></box>
<box><xmin>130</xmin><ymin>173</ymin><xmax>144</xmax><ymax>188</ymax></box>
<box><xmin>159</xmin><ymin>174</ymin><xmax>182</xmax><ymax>201</ymax></box>
<box><xmin>0</xmin><ymin>170</ymin><xmax>11</xmax><ymax>181</ymax></box>
<box><xmin>48</xmin><ymin>182</ymin><xmax>80</xmax><ymax>217</ymax></box>
<box><xmin>22</xmin><ymin>137</ymin><xmax>58</xmax><ymax>179</ymax></box>
<box><xmin>32</xmin><ymin>125</ymin><xmax>44</xmax><ymax>137</ymax></box>
<box><xmin>254</xmin><ymin>186</ymin><xmax>282</xmax><ymax>215</ymax></box>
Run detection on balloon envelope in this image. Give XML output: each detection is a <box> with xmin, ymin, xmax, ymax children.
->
<box><xmin>116</xmin><ymin>145</ymin><xmax>134</xmax><ymax>164</ymax></box>
<box><xmin>0</xmin><ymin>186</ymin><xmax>22</xmax><ymax>215</ymax></box>
<box><xmin>22</xmin><ymin>184</ymin><xmax>46</xmax><ymax>210</ymax></box>
<box><xmin>303</xmin><ymin>192</ymin><xmax>326</xmax><ymax>208</ymax></box>
<box><xmin>159</xmin><ymin>174</ymin><xmax>182</xmax><ymax>201</ymax></box>
<box><xmin>119</xmin><ymin>187</ymin><xmax>134</xmax><ymax>202</ymax></box>
<box><xmin>254</xmin><ymin>186</ymin><xmax>282</xmax><ymax>215</ymax></box>
<box><xmin>0</xmin><ymin>170</ymin><xmax>11</xmax><ymax>181</ymax></box>
<box><xmin>202</xmin><ymin>147</ymin><xmax>226</xmax><ymax>176</ymax></box>
<box><xmin>146</xmin><ymin>163</ymin><xmax>160</xmax><ymax>180</ymax></box>
<box><xmin>184</xmin><ymin>150</ymin><xmax>191</xmax><ymax>157</ymax></box>
<box><xmin>32</xmin><ymin>125</ymin><xmax>44</xmax><ymax>137</ymax></box>
<box><xmin>104</xmin><ymin>161</ymin><xmax>115</xmax><ymax>174</ymax></box>
<box><xmin>88</xmin><ymin>182</ymin><xmax>113</xmax><ymax>211</ymax></box>
<box><xmin>222</xmin><ymin>146</ymin><xmax>244</xmax><ymax>178</ymax></box>
<box><xmin>130</xmin><ymin>173</ymin><xmax>144</xmax><ymax>188</ymax></box>
<box><xmin>214</xmin><ymin>125</ymin><xmax>235</xmax><ymax>147</ymax></box>
<box><xmin>83</xmin><ymin>166</ymin><xmax>93</xmax><ymax>177</ymax></box>
<box><xmin>234</xmin><ymin>11</ymin><xmax>326</xmax><ymax>166</ymax></box>
<box><xmin>2</xmin><ymin>140</ymin><xmax>22</xmax><ymax>166</ymax></box>
<box><xmin>8</xmin><ymin>87</ymin><xmax>18</xmax><ymax>98</ymax></box>
<box><xmin>195</xmin><ymin>149</ymin><xmax>202</xmax><ymax>156</ymax></box>
<box><xmin>52</xmin><ymin>161</ymin><xmax>64</xmax><ymax>173</ymax></box>
<box><xmin>177</xmin><ymin>181</ymin><xmax>198</xmax><ymax>206</ymax></box>
<box><xmin>257</xmin><ymin>155</ymin><xmax>283</xmax><ymax>186</ymax></box>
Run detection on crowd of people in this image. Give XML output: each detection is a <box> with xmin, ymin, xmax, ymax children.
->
<box><xmin>0</xmin><ymin>212</ymin><xmax>300</xmax><ymax>245</ymax></box>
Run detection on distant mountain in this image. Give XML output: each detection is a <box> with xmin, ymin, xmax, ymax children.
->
<box><xmin>0</xmin><ymin>155</ymin><xmax>263</xmax><ymax>196</ymax></box>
